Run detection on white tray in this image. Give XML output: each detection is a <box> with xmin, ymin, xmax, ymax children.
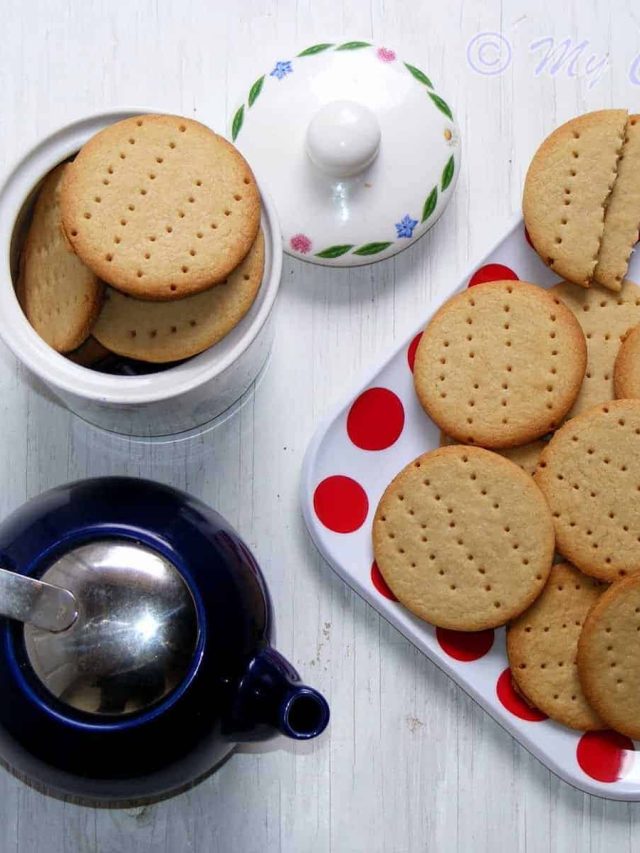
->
<box><xmin>301</xmin><ymin>217</ymin><xmax>640</xmax><ymax>800</ymax></box>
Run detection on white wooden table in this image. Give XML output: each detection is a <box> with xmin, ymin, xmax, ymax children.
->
<box><xmin>1</xmin><ymin>0</ymin><xmax>639</xmax><ymax>850</ymax></box>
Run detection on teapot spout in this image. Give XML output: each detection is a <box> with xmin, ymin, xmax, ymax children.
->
<box><xmin>225</xmin><ymin>647</ymin><xmax>329</xmax><ymax>742</ymax></box>
<box><xmin>278</xmin><ymin>684</ymin><xmax>329</xmax><ymax>740</ymax></box>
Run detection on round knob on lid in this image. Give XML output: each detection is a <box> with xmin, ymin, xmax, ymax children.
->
<box><xmin>305</xmin><ymin>100</ymin><xmax>381</xmax><ymax>178</ymax></box>
<box><xmin>23</xmin><ymin>540</ymin><xmax>198</xmax><ymax>717</ymax></box>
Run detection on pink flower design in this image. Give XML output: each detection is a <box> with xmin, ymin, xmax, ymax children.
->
<box><xmin>376</xmin><ymin>47</ymin><xmax>396</xmax><ymax>63</ymax></box>
<box><xmin>290</xmin><ymin>233</ymin><xmax>312</xmax><ymax>254</ymax></box>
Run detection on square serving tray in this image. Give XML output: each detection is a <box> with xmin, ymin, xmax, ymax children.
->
<box><xmin>301</xmin><ymin>217</ymin><xmax>640</xmax><ymax>800</ymax></box>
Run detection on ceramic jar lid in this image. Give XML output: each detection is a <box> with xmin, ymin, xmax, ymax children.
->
<box><xmin>231</xmin><ymin>40</ymin><xmax>460</xmax><ymax>266</ymax></box>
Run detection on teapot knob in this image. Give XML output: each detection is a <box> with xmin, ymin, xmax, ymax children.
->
<box><xmin>305</xmin><ymin>99</ymin><xmax>381</xmax><ymax>178</ymax></box>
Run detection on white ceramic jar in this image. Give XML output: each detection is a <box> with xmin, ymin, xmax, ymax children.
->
<box><xmin>0</xmin><ymin>109</ymin><xmax>282</xmax><ymax>437</ymax></box>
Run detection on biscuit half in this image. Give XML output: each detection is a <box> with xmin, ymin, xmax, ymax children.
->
<box><xmin>523</xmin><ymin>110</ymin><xmax>627</xmax><ymax>288</ymax></box>
<box><xmin>594</xmin><ymin>115</ymin><xmax>640</xmax><ymax>292</ymax></box>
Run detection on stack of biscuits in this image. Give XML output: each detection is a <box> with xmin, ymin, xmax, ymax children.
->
<box><xmin>18</xmin><ymin>114</ymin><xmax>264</xmax><ymax>367</ymax></box>
<box><xmin>374</xmin><ymin>110</ymin><xmax>640</xmax><ymax>740</ymax></box>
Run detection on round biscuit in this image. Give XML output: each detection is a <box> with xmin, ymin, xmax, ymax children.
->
<box><xmin>373</xmin><ymin>446</ymin><xmax>555</xmax><ymax>631</ymax></box>
<box><xmin>413</xmin><ymin>281</ymin><xmax>587</xmax><ymax>448</ymax></box>
<box><xmin>93</xmin><ymin>231</ymin><xmax>264</xmax><ymax>362</ymax></box>
<box><xmin>507</xmin><ymin>562</ymin><xmax>604</xmax><ymax>731</ymax></box>
<box><xmin>577</xmin><ymin>573</ymin><xmax>640</xmax><ymax>739</ymax></box>
<box><xmin>19</xmin><ymin>164</ymin><xmax>103</xmax><ymax>352</ymax></box>
<box><xmin>60</xmin><ymin>115</ymin><xmax>260</xmax><ymax>299</ymax></box>
<box><xmin>535</xmin><ymin>399</ymin><xmax>640</xmax><ymax>581</ymax></box>
<box><xmin>439</xmin><ymin>431</ymin><xmax>546</xmax><ymax>476</ymax></box>
<box><xmin>614</xmin><ymin>322</ymin><xmax>640</xmax><ymax>398</ymax></box>
<box><xmin>551</xmin><ymin>279</ymin><xmax>640</xmax><ymax>417</ymax></box>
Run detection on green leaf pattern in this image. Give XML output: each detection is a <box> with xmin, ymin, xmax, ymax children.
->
<box><xmin>231</xmin><ymin>105</ymin><xmax>244</xmax><ymax>141</ymax></box>
<box><xmin>313</xmin><ymin>241</ymin><xmax>395</xmax><ymax>259</ymax></box>
<box><xmin>441</xmin><ymin>156</ymin><xmax>455</xmax><ymax>191</ymax></box>
<box><xmin>428</xmin><ymin>92</ymin><xmax>453</xmax><ymax>120</ymax></box>
<box><xmin>353</xmin><ymin>242</ymin><xmax>393</xmax><ymax>256</ymax></box>
<box><xmin>336</xmin><ymin>41</ymin><xmax>371</xmax><ymax>50</ymax></box>
<box><xmin>297</xmin><ymin>43</ymin><xmax>334</xmax><ymax>56</ymax></box>
<box><xmin>404</xmin><ymin>62</ymin><xmax>433</xmax><ymax>89</ymax></box>
<box><xmin>248</xmin><ymin>76</ymin><xmax>265</xmax><ymax>107</ymax></box>
<box><xmin>315</xmin><ymin>245</ymin><xmax>355</xmax><ymax>259</ymax></box>
<box><xmin>421</xmin><ymin>187</ymin><xmax>438</xmax><ymax>223</ymax></box>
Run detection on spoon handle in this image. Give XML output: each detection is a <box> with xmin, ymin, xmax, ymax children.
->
<box><xmin>0</xmin><ymin>567</ymin><xmax>77</xmax><ymax>632</ymax></box>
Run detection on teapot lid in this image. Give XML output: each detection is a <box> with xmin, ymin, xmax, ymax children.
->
<box><xmin>23</xmin><ymin>539</ymin><xmax>198</xmax><ymax>717</ymax></box>
<box><xmin>230</xmin><ymin>40</ymin><xmax>460</xmax><ymax>266</ymax></box>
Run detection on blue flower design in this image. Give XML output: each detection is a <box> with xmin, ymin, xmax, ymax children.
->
<box><xmin>395</xmin><ymin>214</ymin><xmax>418</xmax><ymax>239</ymax></box>
<box><xmin>270</xmin><ymin>60</ymin><xmax>293</xmax><ymax>80</ymax></box>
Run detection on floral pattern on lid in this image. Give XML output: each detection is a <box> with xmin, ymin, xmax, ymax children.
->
<box><xmin>270</xmin><ymin>60</ymin><xmax>293</xmax><ymax>80</ymax></box>
<box><xmin>395</xmin><ymin>215</ymin><xmax>418</xmax><ymax>239</ymax></box>
<box><xmin>290</xmin><ymin>234</ymin><xmax>312</xmax><ymax>254</ymax></box>
<box><xmin>231</xmin><ymin>41</ymin><xmax>460</xmax><ymax>266</ymax></box>
<box><xmin>376</xmin><ymin>47</ymin><xmax>396</xmax><ymax>62</ymax></box>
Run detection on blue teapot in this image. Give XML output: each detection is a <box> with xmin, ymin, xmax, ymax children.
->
<box><xmin>0</xmin><ymin>477</ymin><xmax>328</xmax><ymax>802</ymax></box>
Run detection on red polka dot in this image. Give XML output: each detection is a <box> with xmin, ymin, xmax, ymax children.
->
<box><xmin>371</xmin><ymin>561</ymin><xmax>397</xmax><ymax>600</ymax></box>
<box><xmin>347</xmin><ymin>387</ymin><xmax>405</xmax><ymax>451</ymax></box>
<box><xmin>313</xmin><ymin>476</ymin><xmax>369</xmax><ymax>533</ymax></box>
<box><xmin>468</xmin><ymin>263</ymin><xmax>519</xmax><ymax>287</ymax></box>
<box><xmin>524</xmin><ymin>226</ymin><xmax>534</xmax><ymax>249</ymax></box>
<box><xmin>496</xmin><ymin>668</ymin><xmax>547</xmax><ymax>721</ymax></box>
<box><xmin>577</xmin><ymin>730</ymin><xmax>635</xmax><ymax>783</ymax></box>
<box><xmin>436</xmin><ymin>627</ymin><xmax>494</xmax><ymax>661</ymax></box>
<box><xmin>407</xmin><ymin>332</ymin><xmax>423</xmax><ymax>372</ymax></box>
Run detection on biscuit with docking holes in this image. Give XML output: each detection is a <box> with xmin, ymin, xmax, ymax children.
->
<box><xmin>577</xmin><ymin>573</ymin><xmax>640</xmax><ymax>739</ymax></box>
<box><xmin>93</xmin><ymin>230</ymin><xmax>264</xmax><ymax>362</ymax></box>
<box><xmin>413</xmin><ymin>280</ymin><xmax>586</xmax><ymax>448</ymax></box>
<box><xmin>550</xmin><ymin>279</ymin><xmax>640</xmax><ymax>417</ymax></box>
<box><xmin>508</xmin><ymin>562</ymin><xmax>604</xmax><ymax>731</ymax></box>
<box><xmin>19</xmin><ymin>163</ymin><xmax>103</xmax><ymax>352</ymax></box>
<box><xmin>61</xmin><ymin>114</ymin><xmax>260</xmax><ymax>299</ymax></box>
<box><xmin>523</xmin><ymin>110</ymin><xmax>627</xmax><ymax>287</ymax></box>
<box><xmin>373</xmin><ymin>445</ymin><xmax>554</xmax><ymax>631</ymax></box>
<box><xmin>535</xmin><ymin>399</ymin><xmax>640</xmax><ymax>582</ymax></box>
